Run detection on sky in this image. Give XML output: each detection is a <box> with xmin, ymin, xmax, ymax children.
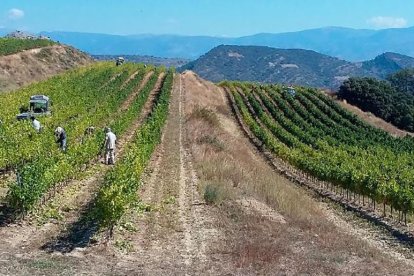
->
<box><xmin>0</xmin><ymin>0</ymin><xmax>413</xmax><ymax>36</ymax></box>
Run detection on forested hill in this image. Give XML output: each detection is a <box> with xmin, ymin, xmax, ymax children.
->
<box><xmin>361</xmin><ymin>52</ymin><xmax>414</xmax><ymax>78</ymax></box>
<box><xmin>180</xmin><ymin>45</ymin><xmax>414</xmax><ymax>88</ymax></box>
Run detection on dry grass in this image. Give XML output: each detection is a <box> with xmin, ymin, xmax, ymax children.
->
<box><xmin>0</xmin><ymin>45</ymin><xmax>92</xmax><ymax>93</ymax></box>
<box><xmin>181</xmin><ymin>71</ymin><xmax>414</xmax><ymax>274</ymax></box>
<box><xmin>335</xmin><ymin>97</ymin><xmax>413</xmax><ymax>138</ymax></box>
<box><xmin>187</xmin><ymin>105</ymin><xmax>220</xmax><ymax>127</ymax></box>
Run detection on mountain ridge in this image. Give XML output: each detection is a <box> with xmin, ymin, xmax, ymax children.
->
<box><xmin>36</xmin><ymin>26</ymin><xmax>414</xmax><ymax>61</ymax></box>
<box><xmin>180</xmin><ymin>45</ymin><xmax>414</xmax><ymax>88</ymax></box>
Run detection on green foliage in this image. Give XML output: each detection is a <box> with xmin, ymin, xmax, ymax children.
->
<box><xmin>223</xmin><ymin>81</ymin><xmax>414</xmax><ymax>215</ymax></box>
<box><xmin>387</xmin><ymin>68</ymin><xmax>414</xmax><ymax>96</ymax></box>
<box><xmin>204</xmin><ymin>184</ymin><xmax>219</xmax><ymax>205</ymax></box>
<box><xmin>2</xmin><ymin>62</ymin><xmax>154</xmax><ymax>212</ymax></box>
<box><xmin>0</xmin><ymin>38</ymin><xmax>56</xmax><ymax>56</ymax></box>
<box><xmin>94</xmin><ymin>69</ymin><xmax>174</xmax><ymax>232</ymax></box>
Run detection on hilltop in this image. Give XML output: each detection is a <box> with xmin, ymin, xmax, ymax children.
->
<box><xmin>180</xmin><ymin>45</ymin><xmax>414</xmax><ymax>88</ymax></box>
<box><xmin>0</xmin><ymin>39</ymin><xmax>93</xmax><ymax>92</ymax></box>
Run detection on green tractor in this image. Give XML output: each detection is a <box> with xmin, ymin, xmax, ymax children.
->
<box><xmin>16</xmin><ymin>95</ymin><xmax>51</xmax><ymax>120</ymax></box>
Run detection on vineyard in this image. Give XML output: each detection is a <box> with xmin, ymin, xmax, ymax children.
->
<box><xmin>0</xmin><ymin>62</ymin><xmax>173</xmax><ymax>233</ymax></box>
<box><xmin>2</xmin><ymin>65</ymin><xmax>414</xmax><ymax>273</ymax></box>
<box><xmin>222</xmin><ymin>81</ymin><xmax>414</xmax><ymax>224</ymax></box>
<box><xmin>0</xmin><ymin>38</ymin><xmax>56</xmax><ymax>56</ymax></box>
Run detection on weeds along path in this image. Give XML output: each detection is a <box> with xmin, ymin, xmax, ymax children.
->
<box><xmin>110</xmin><ymin>73</ymin><xmax>222</xmax><ymax>275</ymax></box>
<box><xmin>0</xmin><ymin>73</ymin><xmax>166</xmax><ymax>257</ymax></box>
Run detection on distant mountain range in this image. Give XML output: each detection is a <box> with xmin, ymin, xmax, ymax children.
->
<box><xmin>180</xmin><ymin>45</ymin><xmax>414</xmax><ymax>88</ymax></box>
<box><xmin>34</xmin><ymin>26</ymin><xmax>414</xmax><ymax>61</ymax></box>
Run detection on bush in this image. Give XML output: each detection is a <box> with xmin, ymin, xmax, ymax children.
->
<box><xmin>204</xmin><ymin>184</ymin><xmax>219</xmax><ymax>205</ymax></box>
<box><xmin>188</xmin><ymin>106</ymin><xmax>220</xmax><ymax>127</ymax></box>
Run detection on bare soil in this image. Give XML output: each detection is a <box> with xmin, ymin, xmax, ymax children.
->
<box><xmin>0</xmin><ymin>71</ymin><xmax>413</xmax><ymax>275</ymax></box>
<box><xmin>0</xmin><ymin>45</ymin><xmax>93</xmax><ymax>93</ymax></box>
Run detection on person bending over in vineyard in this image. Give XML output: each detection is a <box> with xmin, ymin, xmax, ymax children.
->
<box><xmin>54</xmin><ymin>126</ymin><xmax>67</xmax><ymax>152</ymax></box>
<box><xmin>31</xmin><ymin>116</ymin><xmax>42</xmax><ymax>133</ymax></box>
<box><xmin>103</xmin><ymin>127</ymin><xmax>117</xmax><ymax>165</ymax></box>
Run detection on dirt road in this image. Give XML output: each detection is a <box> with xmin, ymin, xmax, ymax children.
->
<box><xmin>109</xmin><ymin>73</ymin><xmax>229</xmax><ymax>274</ymax></box>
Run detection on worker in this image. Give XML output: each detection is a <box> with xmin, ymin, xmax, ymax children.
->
<box><xmin>84</xmin><ymin>126</ymin><xmax>96</xmax><ymax>136</ymax></box>
<box><xmin>54</xmin><ymin>126</ymin><xmax>67</xmax><ymax>152</ymax></box>
<box><xmin>31</xmin><ymin>116</ymin><xmax>41</xmax><ymax>132</ymax></box>
<box><xmin>103</xmin><ymin>127</ymin><xmax>117</xmax><ymax>165</ymax></box>
<box><xmin>81</xmin><ymin>126</ymin><xmax>95</xmax><ymax>144</ymax></box>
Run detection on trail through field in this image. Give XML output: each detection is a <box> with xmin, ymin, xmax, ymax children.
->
<box><xmin>109</xmin><ymin>73</ymin><xmax>227</xmax><ymax>274</ymax></box>
<box><xmin>0</xmin><ymin>72</ymin><xmax>165</xmax><ymax>261</ymax></box>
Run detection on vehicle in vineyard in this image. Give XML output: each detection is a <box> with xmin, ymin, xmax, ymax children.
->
<box><xmin>16</xmin><ymin>95</ymin><xmax>51</xmax><ymax>120</ymax></box>
<box><xmin>286</xmin><ymin>85</ymin><xmax>296</xmax><ymax>96</ymax></box>
<box><xmin>116</xmin><ymin>57</ymin><xmax>125</xmax><ymax>66</ymax></box>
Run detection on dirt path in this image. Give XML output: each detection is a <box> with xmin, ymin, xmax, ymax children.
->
<box><xmin>107</xmin><ymin>73</ymin><xmax>227</xmax><ymax>275</ymax></box>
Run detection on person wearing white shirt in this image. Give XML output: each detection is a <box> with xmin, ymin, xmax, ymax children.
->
<box><xmin>31</xmin><ymin>116</ymin><xmax>41</xmax><ymax>132</ymax></box>
<box><xmin>104</xmin><ymin>127</ymin><xmax>117</xmax><ymax>165</ymax></box>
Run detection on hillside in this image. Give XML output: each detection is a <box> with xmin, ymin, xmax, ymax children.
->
<box><xmin>41</xmin><ymin>26</ymin><xmax>414</xmax><ymax>61</ymax></box>
<box><xmin>360</xmin><ymin>52</ymin><xmax>414</xmax><ymax>78</ymax></box>
<box><xmin>338</xmin><ymin>76</ymin><xmax>414</xmax><ymax>132</ymax></box>
<box><xmin>223</xmin><ymin>79</ymin><xmax>414</xmax><ymax>224</ymax></box>
<box><xmin>181</xmin><ymin>45</ymin><xmax>414</xmax><ymax>88</ymax></box>
<box><xmin>0</xmin><ymin>44</ymin><xmax>93</xmax><ymax>92</ymax></box>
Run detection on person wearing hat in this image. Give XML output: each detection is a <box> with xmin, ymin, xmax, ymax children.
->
<box><xmin>103</xmin><ymin>127</ymin><xmax>117</xmax><ymax>165</ymax></box>
<box><xmin>54</xmin><ymin>126</ymin><xmax>67</xmax><ymax>151</ymax></box>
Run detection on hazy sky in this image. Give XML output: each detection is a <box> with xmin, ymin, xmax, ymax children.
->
<box><xmin>1</xmin><ymin>0</ymin><xmax>413</xmax><ymax>36</ymax></box>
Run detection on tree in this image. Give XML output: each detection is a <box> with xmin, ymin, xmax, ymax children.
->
<box><xmin>387</xmin><ymin>68</ymin><xmax>414</xmax><ymax>96</ymax></box>
<box><xmin>338</xmin><ymin>76</ymin><xmax>414</xmax><ymax>132</ymax></box>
